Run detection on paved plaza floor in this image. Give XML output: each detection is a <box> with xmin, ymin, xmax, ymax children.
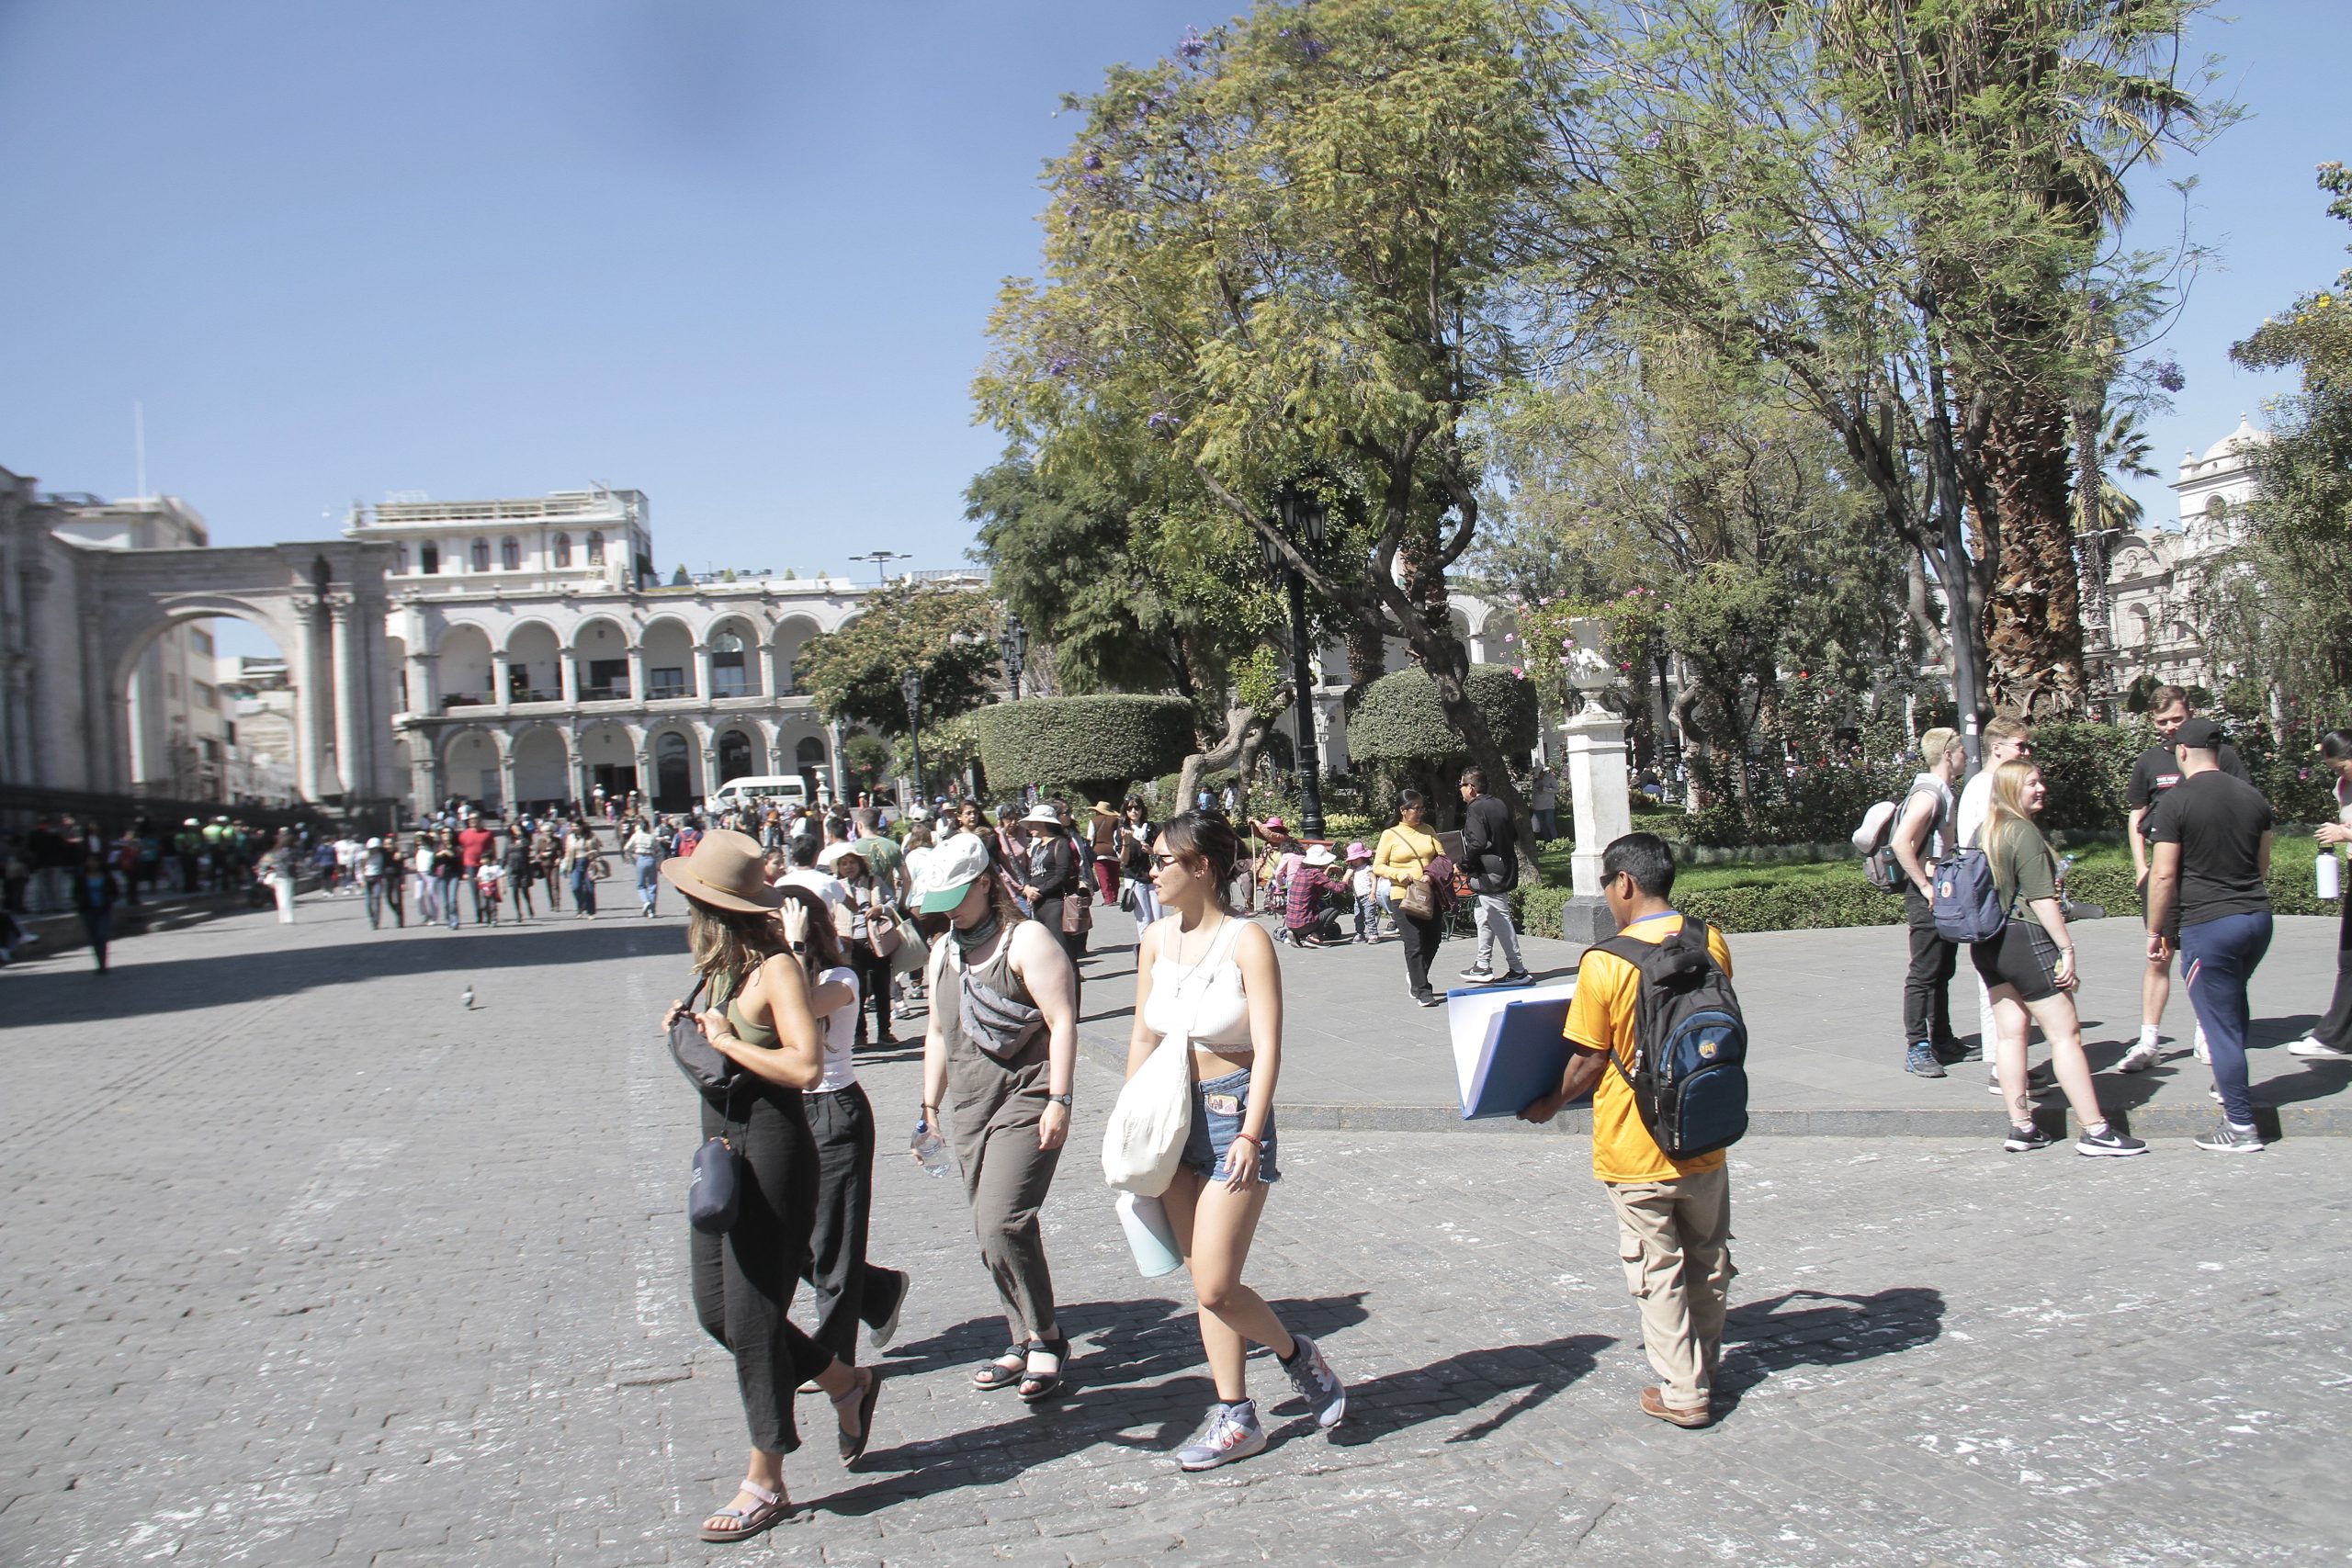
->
<box><xmin>4</xmin><ymin>886</ymin><xmax>2347</xmax><ymax>1566</ymax></box>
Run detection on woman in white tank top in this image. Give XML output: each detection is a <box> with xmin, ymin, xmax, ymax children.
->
<box><xmin>1126</xmin><ymin>811</ymin><xmax>1348</xmax><ymax>1472</ymax></box>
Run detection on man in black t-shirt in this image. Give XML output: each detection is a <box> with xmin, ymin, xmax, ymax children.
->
<box><xmin>2144</xmin><ymin>717</ymin><xmax>2275</xmax><ymax>1154</ymax></box>
<box><xmin>2118</xmin><ymin>687</ymin><xmax>2254</xmax><ymax>1074</ymax></box>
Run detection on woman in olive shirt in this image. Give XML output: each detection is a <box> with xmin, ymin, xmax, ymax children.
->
<box><xmin>1373</xmin><ymin>790</ymin><xmax>1447</xmax><ymax>1007</ymax></box>
<box><xmin>1972</xmin><ymin>762</ymin><xmax>2144</xmax><ymax>1156</ymax></box>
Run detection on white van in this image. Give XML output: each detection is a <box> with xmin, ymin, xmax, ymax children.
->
<box><xmin>705</xmin><ymin>774</ymin><xmax>810</xmax><ymax>818</ymax></box>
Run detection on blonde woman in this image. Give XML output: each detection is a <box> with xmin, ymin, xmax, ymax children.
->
<box><xmin>1125</xmin><ymin>810</ymin><xmax>1346</xmax><ymax>1470</ymax></box>
<box><xmin>1971</xmin><ymin>761</ymin><xmax>2145</xmax><ymax>1156</ymax></box>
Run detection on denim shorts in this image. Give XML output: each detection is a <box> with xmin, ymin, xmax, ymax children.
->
<box><xmin>1182</xmin><ymin>1066</ymin><xmax>1281</xmax><ymax>1184</ymax></box>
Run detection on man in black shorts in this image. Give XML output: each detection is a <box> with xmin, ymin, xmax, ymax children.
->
<box><xmin>2119</xmin><ymin>687</ymin><xmax>2252</xmax><ymax>1074</ymax></box>
<box><xmin>2143</xmin><ymin>718</ymin><xmax>2275</xmax><ymax>1152</ymax></box>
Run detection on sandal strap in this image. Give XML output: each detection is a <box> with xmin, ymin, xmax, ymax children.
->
<box><xmin>830</xmin><ymin>1371</ymin><xmax>870</xmax><ymax>1410</ymax></box>
<box><xmin>732</xmin><ymin>1481</ymin><xmax>780</xmax><ymax>1507</ymax></box>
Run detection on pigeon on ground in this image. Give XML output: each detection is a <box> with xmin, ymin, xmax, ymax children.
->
<box><xmin>462</xmin><ymin>985</ymin><xmax>475</xmax><ymax>1010</ymax></box>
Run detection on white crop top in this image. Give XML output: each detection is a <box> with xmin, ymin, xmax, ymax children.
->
<box><xmin>1140</xmin><ymin>916</ymin><xmax>1252</xmax><ymax>1054</ymax></box>
<box><xmin>810</xmin><ymin>964</ymin><xmax>861</xmax><ymax>1094</ymax></box>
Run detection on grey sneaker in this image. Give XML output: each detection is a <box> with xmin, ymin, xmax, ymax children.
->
<box><xmin>1905</xmin><ymin>1042</ymin><xmax>1946</xmax><ymax>1078</ymax></box>
<box><xmin>1458</xmin><ymin>964</ymin><xmax>1496</xmax><ymax>982</ymax></box>
<box><xmin>2116</xmin><ymin>1042</ymin><xmax>2162</xmax><ymax>1074</ymax></box>
<box><xmin>1175</xmin><ymin>1402</ymin><xmax>1267</xmax><ymax>1471</ymax></box>
<box><xmin>1278</xmin><ymin>1333</ymin><xmax>1347</xmax><ymax>1428</ymax></box>
<box><xmin>2194</xmin><ymin>1121</ymin><xmax>2264</xmax><ymax>1154</ymax></box>
<box><xmin>2075</xmin><ymin>1124</ymin><xmax>2149</xmax><ymax>1157</ymax></box>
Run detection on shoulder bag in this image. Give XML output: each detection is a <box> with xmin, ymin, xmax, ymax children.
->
<box><xmin>1394</xmin><ymin>834</ymin><xmax>1441</xmax><ymax>921</ymax></box>
<box><xmin>689</xmin><ymin>1075</ymin><xmax>747</xmax><ymax>1235</ymax></box>
<box><xmin>665</xmin><ymin>969</ymin><xmax>743</xmax><ymax>1099</ymax></box>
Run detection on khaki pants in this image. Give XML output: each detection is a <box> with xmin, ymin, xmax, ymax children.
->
<box><xmin>1605</xmin><ymin>1164</ymin><xmax>1734</xmax><ymax>1408</ymax></box>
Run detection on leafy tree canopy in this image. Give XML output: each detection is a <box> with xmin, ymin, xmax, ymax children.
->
<box><xmin>797</xmin><ymin>584</ymin><xmax>1000</xmax><ymax>735</ymax></box>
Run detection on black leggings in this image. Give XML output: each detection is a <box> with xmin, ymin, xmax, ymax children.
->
<box><xmin>851</xmin><ymin>942</ymin><xmax>893</xmax><ymax>1042</ymax></box>
<box><xmin>2315</xmin><ymin>896</ymin><xmax>2352</xmax><ymax>1049</ymax></box>
<box><xmin>690</xmin><ymin>1085</ymin><xmax>832</xmax><ymax>1453</ymax></box>
<box><xmin>1396</xmin><ymin>909</ymin><xmax>1443</xmax><ymax>999</ymax></box>
<box><xmin>802</xmin><ymin>1083</ymin><xmax>902</xmax><ymax>1363</ymax></box>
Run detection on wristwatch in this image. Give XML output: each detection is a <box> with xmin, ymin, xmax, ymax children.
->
<box><xmin>1045</xmin><ymin>1093</ymin><xmax>1073</xmax><ymax>1108</ymax></box>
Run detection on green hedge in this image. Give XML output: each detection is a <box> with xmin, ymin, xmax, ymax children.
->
<box><xmin>972</xmin><ymin>695</ymin><xmax>1194</xmax><ymax>800</ymax></box>
<box><xmin>1347</xmin><ymin>663</ymin><xmax>1539</xmax><ymax>766</ymax></box>
<box><xmin>1512</xmin><ymin>875</ymin><xmax>1904</xmax><ymax>937</ymax></box>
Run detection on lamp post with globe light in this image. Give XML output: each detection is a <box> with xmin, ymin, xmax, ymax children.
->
<box><xmin>1261</xmin><ymin>482</ymin><xmax>1328</xmax><ymax>840</ymax></box>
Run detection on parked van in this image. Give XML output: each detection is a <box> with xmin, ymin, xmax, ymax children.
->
<box><xmin>705</xmin><ymin>775</ymin><xmax>810</xmax><ymax>818</ymax></box>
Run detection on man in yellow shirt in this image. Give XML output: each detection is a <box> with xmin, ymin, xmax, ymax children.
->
<box><xmin>1520</xmin><ymin>832</ymin><xmax>1733</xmax><ymax>1428</ymax></box>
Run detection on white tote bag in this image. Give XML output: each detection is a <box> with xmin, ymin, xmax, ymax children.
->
<box><xmin>1101</xmin><ymin>1032</ymin><xmax>1192</xmax><ymax>1197</ymax></box>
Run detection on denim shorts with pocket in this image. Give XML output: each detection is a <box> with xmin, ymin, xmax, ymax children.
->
<box><xmin>1182</xmin><ymin>1066</ymin><xmax>1281</xmax><ymax>1184</ymax></box>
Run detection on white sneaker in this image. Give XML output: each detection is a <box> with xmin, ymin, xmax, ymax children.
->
<box><xmin>2116</xmin><ymin>1042</ymin><xmax>2162</xmax><ymax>1074</ymax></box>
<box><xmin>2287</xmin><ymin>1034</ymin><xmax>2352</xmax><ymax>1060</ymax></box>
<box><xmin>2194</xmin><ymin>1027</ymin><xmax>2211</xmax><ymax>1064</ymax></box>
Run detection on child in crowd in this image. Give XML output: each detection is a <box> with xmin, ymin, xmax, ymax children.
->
<box><xmin>1347</xmin><ymin>842</ymin><xmax>1378</xmax><ymax>943</ymax></box>
<box><xmin>475</xmin><ymin>859</ymin><xmax>505</xmax><ymax>924</ymax></box>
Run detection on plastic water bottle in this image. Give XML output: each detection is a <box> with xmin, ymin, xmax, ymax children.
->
<box><xmin>910</xmin><ymin>1120</ymin><xmax>952</xmax><ymax>1179</ymax></box>
<box><xmin>2320</xmin><ymin>852</ymin><xmax>2341</xmax><ymax>902</ymax></box>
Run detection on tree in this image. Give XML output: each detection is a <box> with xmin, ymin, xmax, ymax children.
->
<box><xmin>2215</xmin><ymin>162</ymin><xmax>2352</xmax><ymax>712</ymax></box>
<box><xmin>841</xmin><ymin>734</ymin><xmax>893</xmax><ymax>796</ymax></box>
<box><xmin>975</xmin><ymin>0</ymin><xmax>1555</xmax><ymax>837</ymax></box>
<box><xmin>1532</xmin><ymin>0</ymin><xmax>2222</xmax><ymax>732</ymax></box>
<box><xmin>970</xmin><ymin>694</ymin><xmax>1195</xmax><ymax>801</ymax></box>
<box><xmin>796</xmin><ymin>584</ymin><xmax>1000</xmax><ymax>735</ymax></box>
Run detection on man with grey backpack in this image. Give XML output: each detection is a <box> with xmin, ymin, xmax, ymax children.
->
<box><xmin>1890</xmin><ymin>728</ymin><xmax>1968</xmax><ymax>1077</ymax></box>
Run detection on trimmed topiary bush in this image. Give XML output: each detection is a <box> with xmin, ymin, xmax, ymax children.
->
<box><xmin>1348</xmin><ymin>663</ymin><xmax>1540</xmax><ymax>766</ymax></box>
<box><xmin>973</xmin><ymin>695</ymin><xmax>1194</xmax><ymax>801</ymax></box>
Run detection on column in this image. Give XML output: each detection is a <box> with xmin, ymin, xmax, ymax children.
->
<box><xmin>328</xmin><ymin>592</ymin><xmax>362</xmax><ymax>800</ymax></box>
<box><xmin>492</xmin><ymin>650</ymin><xmax>514</xmax><ymax>713</ymax></box>
<box><xmin>289</xmin><ymin>595</ymin><xmax>331</xmax><ymax>801</ymax></box>
<box><xmin>497</xmin><ymin>735</ymin><xmax>517</xmax><ymax>813</ymax></box>
<box><xmin>405</xmin><ymin>650</ymin><xmax>440</xmax><ymax>719</ymax></box>
<box><xmin>559</xmin><ymin>647</ymin><xmax>579</xmax><ymax>705</ymax></box>
<box><xmin>627</xmin><ymin>646</ymin><xmax>647</xmax><ymax>704</ymax></box>
<box><xmin>1558</xmin><ymin>700</ymin><xmax>1634</xmax><ymax>942</ymax></box>
<box><xmin>563</xmin><ymin>727</ymin><xmax>583</xmax><ymax>808</ymax></box>
<box><xmin>693</xmin><ymin>642</ymin><xmax>714</xmax><ymax>702</ymax></box>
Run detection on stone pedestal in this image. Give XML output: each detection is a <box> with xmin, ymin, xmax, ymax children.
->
<box><xmin>1559</xmin><ymin>695</ymin><xmax>1634</xmax><ymax>944</ymax></box>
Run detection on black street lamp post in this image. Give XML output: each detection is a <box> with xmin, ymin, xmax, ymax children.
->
<box><xmin>1650</xmin><ymin>630</ymin><xmax>1682</xmax><ymax>807</ymax></box>
<box><xmin>1262</xmin><ymin>483</ymin><xmax>1329</xmax><ymax>839</ymax></box>
<box><xmin>1000</xmin><ymin>614</ymin><xmax>1028</xmax><ymax>701</ymax></box>
<box><xmin>900</xmin><ymin>667</ymin><xmax>925</xmax><ymax>807</ymax></box>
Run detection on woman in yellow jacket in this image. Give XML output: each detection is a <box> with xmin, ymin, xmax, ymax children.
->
<box><xmin>1373</xmin><ymin>790</ymin><xmax>1448</xmax><ymax>1007</ymax></box>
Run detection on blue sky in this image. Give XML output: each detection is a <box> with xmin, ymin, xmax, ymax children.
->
<box><xmin>0</xmin><ymin>0</ymin><xmax>2340</xmax><ymax>657</ymax></box>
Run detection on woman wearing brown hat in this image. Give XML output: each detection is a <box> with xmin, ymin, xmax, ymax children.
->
<box><xmin>912</xmin><ymin>831</ymin><xmax>1080</xmax><ymax>1401</ymax></box>
<box><xmin>659</xmin><ymin>829</ymin><xmax>884</xmax><ymax>1543</ymax></box>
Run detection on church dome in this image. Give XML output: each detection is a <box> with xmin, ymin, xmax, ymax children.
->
<box><xmin>2199</xmin><ymin>414</ymin><xmax>2269</xmax><ymax>466</ymax></box>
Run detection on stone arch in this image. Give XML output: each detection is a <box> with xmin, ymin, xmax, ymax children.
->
<box><xmin>433</xmin><ymin>624</ymin><xmax>496</xmax><ymax>709</ymax></box>
<box><xmin>705</xmin><ymin>612</ymin><xmax>765</xmax><ymax>699</ymax></box>
<box><xmin>509</xmin><ymin>724</ymin><xmax>571</xmax><ymax>809</ymax></box>
<box><xmin>439</xmin><ymin>726</ymin><xmax>504</xmax><ymax>809</ymax></box>
<box><xmin>639</xmin><ymin>615</ymin><xmax>697</xmax><ymax>700</ymax></box>
<box><xmin>569</xmin><ymin>615</ymin><xmax>633</xmax><ymax>701</ymax></box>
<box><xmin>645</xmin><ymin>720</ymin><xmax>703</xmax><ymax>812</ymax></box>
<box><xmin>503</xmin><ymin>619</ymin><xmax>564</xmax><ymax>703</ymax></box>
<box><xmin>715</xmin><ymin>724</ymin><xmax>762</xmax><ymax>784</ymax></box>
<box><xmin>773</xmin><ymin>614</ymin><xmax>825</xmax><ymax>697</ymax></box>
<box><xmin>578</xmin><ymin>718</ymin><xmax>639</xmax><ymax>802</ymax></box>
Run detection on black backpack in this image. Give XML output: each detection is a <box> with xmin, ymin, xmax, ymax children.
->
<box><xmin>1591</xmin><ymin>918</ymin><xmax>1749</xmax><ymax>1159</ymax></box>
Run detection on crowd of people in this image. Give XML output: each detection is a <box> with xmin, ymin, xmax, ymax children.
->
<box><xmin>1882</xmin><ymin>685</ymin><xmax>2352</xmax><ymax>1154</ymax></box>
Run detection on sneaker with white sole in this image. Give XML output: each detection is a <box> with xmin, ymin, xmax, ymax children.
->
<box><xmin>2116</xmin><ymin>1042</ymin><xmax>2162</xmax><ymax>1074</ymax></box>
<box><xmin>1175</xmin><ymin>1401</ymin><xmax>1267</xmax><ymax>1471</ymax></box>
<box><xmin>1277</xmin><ymin>1332</ymin><xmax>1347</xmax><ymax>1428</ymax></box>
<box><xmin>2003</xmin><ymin>1122</ymin><xmax>2055</xmax><ymax>1152</ymax></box>
<box><xmin>867</xmin><ymin>1269</ymin><xmax>910</xmax><ymax>1351</ymax></box>
<box><xmin>2194</xmin><ymin>1121</ymin><xmax>2264</xmax><ymax>1154</ymax></box>
<box><xmin>1459</xmin><ymin>964</ymin><xmax>1496</xmax><ymax>983</ymax></box>
<box><xmin>2287</xmin><ymin>1034</ymin><xmax>2352</xmax><ymax>1060</ymax></box>
<box><xmin>2075</xmin><ymin>1124</ymin><xmax>2149</xmax><ymax>1157</ymax></box>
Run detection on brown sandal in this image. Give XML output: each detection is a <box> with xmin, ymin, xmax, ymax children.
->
<box><xmin>698</xmin><ymin>1480</ymin><xmax>789</xmax><ymax>1543</ymax></box>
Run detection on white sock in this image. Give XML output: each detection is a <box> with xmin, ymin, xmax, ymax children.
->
<box><xmin>2138</xmin><ymin>1025</ymin><xmax>2160</xmax><ymax>1048</ymax></box>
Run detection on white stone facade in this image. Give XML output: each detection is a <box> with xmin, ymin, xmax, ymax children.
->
<box><xmin>353</xmin><ymin>488</ymin><xmax>914</xmax><ymax>815</ymax></box>
<box><xmin>2094</xmin><ymin>415</ymin><xmax>2268</xmax><ymax>701</ymax></box>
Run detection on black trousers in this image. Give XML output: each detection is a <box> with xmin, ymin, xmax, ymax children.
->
<box><xmin>1396</xmin><ymin>908</ymin><xmax>1443</xmax><ymax>1000</ymax></box>
<box><xmin>850</xmin><ymin>943</ymin><xmax>893</xmax><ymax>1043</ymax></box>
<box><xmin>802</xmin><ymin>1084</ymin><xmax>903</xmax><ymax>1364</ymax></box>
<box><xmin>1902</xmin><ymin>885</ymin><xmax>1958</xmax><ymax>1049</ymax></box>
<box><xmin>690</xmin><ymin>1085</ymin><xmax>831</xmax><ymax>1454</ymax></box>
<box><xmin>2315</xmin><ymin>896</ymin><xmax>2352</xmax><ymax>1049</ymax></box>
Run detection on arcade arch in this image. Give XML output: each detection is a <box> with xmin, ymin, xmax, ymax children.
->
<box><xmin>503</xmin><ymin>621</ymin><xmax>563</xmax><ymax>703</ymax></box>
<box><xmin>774</xmin><ymin>615</ymin><xmax>823</xmax><ymax>696</ymax></box>
<box><xmin>510</xmin><ymin>726</ymin><xmax>571</xmax><ymax>809</ymax></box>
<box><xmin>639</xmin><ymin>616</ymin><xmax>696</xmax><ymax>701</ymax></box>
<box><xmin>435</xmin><ymin>625</ymin><xmax>495</xmax><ymax>709</ymax></box>
<box><xmin>570</xmin><ymin>616</ymin><xmax>632</xmax><ymax>701</ymax></box>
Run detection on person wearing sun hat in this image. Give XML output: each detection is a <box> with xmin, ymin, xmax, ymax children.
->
<box><xmin>1017</xmin><ymin>802</ymin><xmax>1082</xmax><ymax>958</ymax></box>
<box><xmin>820</xmin><ymin>840</ymin><xmax>895</xmax><ymax>1046</ymax></box>
<box><xmin>657</xmin><ymin>829</ymin><xmax>885</xmax><ymax>1542</ymax></box>
<box><xmin>912</xmin><ymin>831</ymin><xmax>1081</xmax><ymax>1403</ymax></box>
<box><xmin>1283</xmin><ymin>842</ymin><xmax>1348</xmax><ymax>947</ymax></box>
<box><xmin>1086</xmin><ymin>801</ymin><xmax>1124</xmax><ymax>904</ymax></box>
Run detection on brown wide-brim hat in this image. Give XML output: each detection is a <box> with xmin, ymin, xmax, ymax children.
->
<box><xmin>658</xmin><ymin>829</ymin><xmax>786</xmax><ymax>914</ymax></box>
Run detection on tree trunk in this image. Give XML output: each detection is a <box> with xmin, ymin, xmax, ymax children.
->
<box><xmin>1977</xmin><ymin>390</ymin><xmax>2086</xmax><ymax>720</ymax></box>
<box><xmin>1177</xmin><ymin>696</ymin><xmax>1279</xmax><ymax>815</ymax></box>
<box><xmin>1342</xmin><ymin>618</ymin><xmax>1386</xmax><ymax>716</ymax></box>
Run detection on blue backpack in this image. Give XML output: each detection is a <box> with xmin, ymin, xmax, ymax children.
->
<box><xmin>1593</xmin><ymin>918</ymin><xmax>1749</xmax><ymax>1159</ymax></box>
<box><xmin>1930</xmin><ymin>841</ymin><xmax>2007</xmax><ymax>943</ymax></box>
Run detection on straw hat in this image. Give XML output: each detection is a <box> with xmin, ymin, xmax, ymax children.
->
<box><xmin>817</xmin><ymin>840</ymin><xmax>866</xmax><ymax>872</ymax></box>
<box><xmin>657</xmin><ymin>829</ymin><xmax>786</xmax><ymax>913</ymax></box>
<box><xmin>1023</xmin><ymin>804</ymin><xmax>1063</xmax><ymax>827</ymax></box>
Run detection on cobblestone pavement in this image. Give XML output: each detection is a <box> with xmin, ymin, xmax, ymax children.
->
<box><xmin>3</xmin><ymin>892</ymin><xmax>2346</xmax><ymax>1566</ymax></box>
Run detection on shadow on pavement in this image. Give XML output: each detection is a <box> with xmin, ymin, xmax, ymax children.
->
<box><xmin>1718</xmin><ymin>1286</ymin><xmax>1945</xmax><ymax>1403</ymax></box>
<box><xmin>2</xmin><ymin>920</ymin><xmax>686</xmax><ymax>1025</ymax></box>
<box><xmin>1328</xmin><ymin>1331</ymin><xmax>1612</xmax><ymax>1449</ymax></box>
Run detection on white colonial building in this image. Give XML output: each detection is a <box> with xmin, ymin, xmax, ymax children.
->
<box><xmin>2093</xmin><ymin>414</ymin><xmax>2268</xmax><ymax>702</ymax></box>
<box><xmin>356</xmin><ymin>487</ymin><xmax>922</xmax><ymax>816</ymax></box>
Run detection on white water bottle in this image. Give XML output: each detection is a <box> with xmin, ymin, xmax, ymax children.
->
<box><xmin>910</xmin><ymin>1119</ymin><xmax>952</xmax><ymax>1179</ymax></box>
<box><xmin>2320</xmin><ymin>852</ymin><xmax>2341</xmax><ymax>902</ymax></box>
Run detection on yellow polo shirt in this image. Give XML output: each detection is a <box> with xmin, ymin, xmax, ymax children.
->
<box><xmin>1564</xmin><ymin>913</ymin><xmax>1733</xmax><ymax>1185</ymax></box>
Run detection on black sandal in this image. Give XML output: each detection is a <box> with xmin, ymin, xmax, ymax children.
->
<box><xmin>972</xmin><ymin>1346</ymin><xmax>1027</xmax><ymax>1392</ymax></box>
<box><xmin>834</xmin><ymin>1367</ymin><xmax>884</xmax><ymax>1465</ymax></box>
<box><xmin>1018</xmin><ymin>1337</ymin><xmax>1069</xmax><ymax>1404</ymax></box>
